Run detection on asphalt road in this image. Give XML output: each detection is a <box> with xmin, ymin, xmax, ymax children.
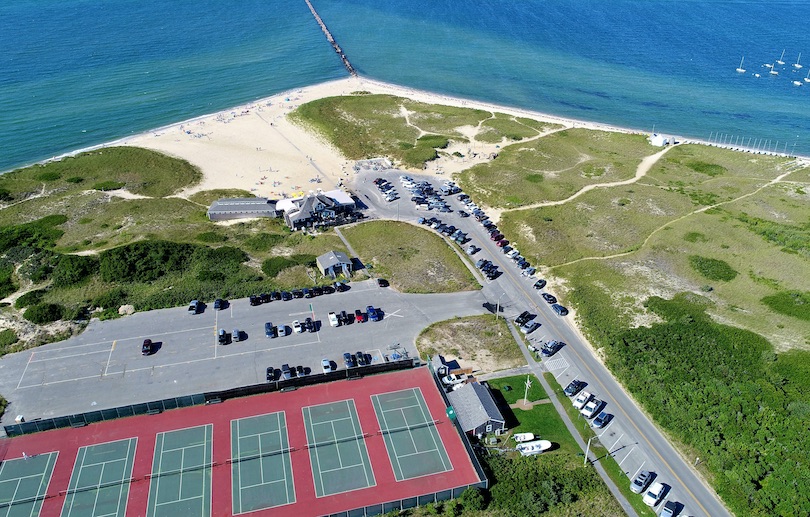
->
<box><xmin>0</xmin><ymin>281</ymin><xmax>487</xmax><ymax>422</ymax></box>
<box><xmin>354</xmin><ymin>170</ymin><xmax>730</xmax><ymax>517</ymax></box>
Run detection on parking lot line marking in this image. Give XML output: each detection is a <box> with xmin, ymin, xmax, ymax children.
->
<box><xmin>631</xmin><ymin>461</ymin><xmax>646</xmax><ymax>479</ymax></box>
<box><xmin>597</xmin><ymin>420</ymin><xmax>615</xmax><ymax>438</ymax></box>
<box><xmin>618</xmin><ymin>446</ymin><xmax>637</xmax><ymax>468</ymax></box>
<box><xmin>609</xmin><ymin>433</ymin><xmax>625</xmax><ymax>453</ymax></box>
<box><xmin>16</xmin><ymin>351</ymin><xmax>34</xmax><ymax>390</ymax></box>
<box><xmin>104</xmin><ymin>341</ymin><xmax>116</xmax><ymax>377</ymax></box>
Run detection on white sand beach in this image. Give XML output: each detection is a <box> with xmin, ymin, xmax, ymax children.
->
<box><xmin>118</xmin><ymin>76</ymin><xmax>635</xmax><ymax>200</ymax></box>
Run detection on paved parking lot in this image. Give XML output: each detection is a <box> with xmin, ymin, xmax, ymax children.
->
<box><xmin>0</xmin><ymin>280</ymin><xmax>486</xmax><ymax>422</ymax></box>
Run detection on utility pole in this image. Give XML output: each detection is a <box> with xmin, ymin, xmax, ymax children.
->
<box><xmin>584</xmin><ymin>437</ymin><xmax>594</xmax><ymax>466</ymax></box>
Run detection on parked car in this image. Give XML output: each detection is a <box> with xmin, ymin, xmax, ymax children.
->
<box><xmin>490</xmin><ymin>233</ymin><xmax>504</xmax><ymax>241</ymax></box>
<box><xmin>141</xmin><ymin>339</ymin><xmax>153</xmax><ymax>356</ymax></box>
<box><xmin>496</xmin><ymin>239</ymin><xmax>509</xmax><ymax>247</ymax></box>
<box><xmin>542</xmin><ymin>293</ymin><xmax>557</xmax><ymax>304</ymax></box>
<box><xmin>592</xmin><ymin>411</ymin><xmax>612</xmax><ymax>428</ymax></box>
<box><xmin>520</xmin><ymin>321</ymin><xmax>540</xmax><ymax>334</ymax></box>
<box><xmin>466</xmin><ymin>244</ymin><xmax>477</xmax><ymax>255</ymax></box>
<box><xmin>660</xmin><ymin>500</ymin><xmax>678</xmax><ymax>517</ymax></box>
<box><xmin>343</xmin><ymin>352</ymin><xmax>357</xmax><ymax>368</ymax></box>
<box><xmin>281</xmin><ymin>364</ymin><xmax>292</xmax><ymax>380</ymax></box>
<box><xmin>304</xmin><ymin>317</ymin><xmax>315</xmax><ymax>333</ymax></box>
<box><xmin>249</xmin><ymin>295</ymin><xmax>261</xmax><ymax>306</ymax></box>
<box><xmin>564</xmin><ymin>379</ymin><xmax>586</xmax><ymax>397</ymax></box>
<box><xmin>293</xmin><ymin>320</ymin><xmax>303</xmax><ymax>333</ymax></box>
<box><xmin>188</xmin><ymin>300</ymin><xmax>201</xmax><ymax>314</ymax></box>
<box><xmin>334</xmin><ymin>282</ymin><xmax>347</xmax><ymax>292</ymax></box>
<box><xmin>572</xmin><ymin>391</ymin><xmax>593</xmax><ymax>410</ymax></box>
<box><xmin>313</xmin><ymin>286</ymin><xmax>324</xmax><ymax>296</ymax></box>
<box><xmin>302</xmin><ymin>288</ymin><xmax>312</xmax><ymax>298</ymax></box>
<box><xmin>366</xmin><ymin>306</ymin><xmax>380</xmax><ymax>322</ymax></box>
<box><xmin>551</xmin><ymin>304</ymin><xmax>569</xmax><ymax>316</ymax></box>
<box><xmin>265</xmin><ymin>322</ymin><xmax>276</xmax><ymax>338</ymax></box>
<box><xmin>355</xmin><ymin>309</ymin><xmax>364</xmax><ymax>323</ymax></box>
<box><xmin>458</xmin><ymin>210</ymin><xmax>469</xmax><ymax>218</ymax></box>
<box><xmin>642</xmin><ymin>482</ymin><xmax>666</xmax><ymax>507</ymax></box>
<box><xmin>630</xmin><ymin>470</ymin><xmax>652</xmax><ymax>494</ymax></box>
<box><xmin>270</xmin><ymin>291</ymin><xmax>282</xmax><ymax>301</ymax></box>
<box><xmin>260</xmin><ymin>293</ymin><xmax>272</xmax><ymax>303</ymax></box>
<box><xmin>515</xmin><ymin>310</ymin><xmax>532</xmax><ymax>326</ymax></box>
<box><xmin>533</xmin><ymin>279</ymin><xmax>547</xmax><ymax>290</ymax></box>
<box><xmin>377</xmin><ymin>278</ymin><xmax>389</xmax><ymax>287</ymax></box>
<box><xmin>218</xmin><ymin>328</ymin><xmax>228</xmax><ymax>345</ymax></box>
<box><xmin>356</xmin><ymin>351</ymin><xmax>368</xmax><ymax>366</ymax></box>
<box><xmin>339</xmin><ymin>310</ymin><xmax>350</xmax><ymax>325</ymax></box>
<box><xmin>296</xmin><ymin>365</ymin><xmax>305</xmax><ymax>376</ymax></box>
<box><xmin>322</xmin><ymin>359</ymin><xmax>333</xmax><ymax>373</ymax></box>
<box><xmin>541</xmin><ymin>340</ymin><xmax>563</xmax><ymax>357</ymax></box>
<box><xmin>214</xmin><ymin>298</ymin><xmax>224</xmax><ymax>310</ymax></box>
<box><xmin>266</xmin><ymin>366</ymin><xmax>275</xmax><ymax>381</ymax></box>
<box><xmin>322</xmin><ymin>285</ymin><xmax>335</xmax><ymax>294</ymax></box>
<box><xmin>281</xmin><ymin>291</ymin><xmax>292</xmax><ymax>301</ymax></box>
<box><xmin>442</xmin><ymin>373</ymin><xmax>469</xmax><ymax>386</ymax></box>
<box><xmin>276</xmin><ymin>325</ymin><xmax>288</xmax><ymax>337</ymax></box>
<box><xmin>329</xmin><ymin>312</ymin><xmax>339</xmax><ymax>327</ymax></box>
<box><xmin>580</xmin><ymin>398</ymin><xmax>603</xmax><ymax>418</ymax></box>
<box><xmin>232</xmin><ymin>329</ymin><xmax>241</xmax><ymax>342</ymax></box>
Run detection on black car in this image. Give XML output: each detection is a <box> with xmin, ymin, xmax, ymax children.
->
<box><xmin>270</xmin><ymin>291</ymin><xmax>282</xmax><ymax>301</ymax></box>
<box><xmin>304</xmin><ymin>317</ymin><xmax>315</xmax><ymax>333</ymax></box>
<box><xmin>249</xmin><ymin>295</ymin><xmax>261</xmax><ymax>306</ymax></box>
<box><xmin>266</xmin><ymin>367</ymin><xmax>275</xmax><ymax>382</ymax></box>
<box><xmin>280</xmin><ymin>291</ymin><xmax>292</xmax><ymax>301</ymax></box>
<box><xmin>313</xmin><ymin>286</ymin><xmax>323</xmax><ymax>296</ymax></box>
<box><xmin>533</xmin><ymin>279</ymin><xmax>547</xmax><ymax>290</ymax></box>
<box><xmin>214</xmin><ymin>298</ymin><xmax>224</xmax><ymax>310</ymax></box>
<box><xmin>563</xmin><ymin>379</ymin><xmax>586</xmax><ymax>397</ymax></box>
<box><xmin>142</xmin><ymin>339</ymin><xmax>153</xmax><ymax>356</ymax></box>
<box><xmin>551</xmin><ymin>304</ymin><xmax>569</xmax><ymax>316</ymax></box>
<box><xmin>542</xmin><ymin>293</ymin><xmax>557</xmax><ymax>304</ymax></box>
<box><xmin>334</xmin><ymin>281</ymin><xmax>347</xmax><ymax>292</ymax></box>
<box><xmin>515</xmin><ymin>310</ymin><xmax>532</xmax><ymax>326</ymax></box>
<box><xmin>302</xmin><ymin>288</ymin><xmax>312</xmax><ymax>298</ymax></box>
<box><xmin>261</xmin><ymin>293</ymin><xmax>273</xmax><ymax>303</ymax></box>
<box><xmin>356</xmin><ymin>351</ymin><xmax>368</xmax><ymax>366</ymax></box>
<box><xmin>377</xmin><ymin>278</ymin><xmax>389</xmax><ymax>287</ymax></box>
<box><xmin>265</xmin><ymin>322</ymin><xmax>276</xmax><ymax>338</ymax></box>
<box><xmin>296</xmin><ymin>365</ymin><xmax>305</xmax><ymax>376</ymax></box>
<box><xmin>343</xmin><ymin>352</ymin><xmax>357</xmax><ymax>368</ymax></box>
<box><xmin>339</xmin><ymin>310</ymin><xmax>350</xmax><ymax>325</ymax></box>
<box><xmin>458</xmin><ymin>210</ymin><xmax>469</xmax><ymax>218</ymax></box>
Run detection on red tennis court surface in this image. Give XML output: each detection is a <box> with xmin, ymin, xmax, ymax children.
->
<box><xmin>0</xmin><ymin>367</ymin><xmax>484</xmax><ymax>516</ymax></box>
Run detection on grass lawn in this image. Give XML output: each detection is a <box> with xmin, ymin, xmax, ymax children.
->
<box><xmin>416</xmin><ymin>316</ymin><xmax>522</xmax><ymax>373</ymax></box>
<box><xmin>341</xmin><ymin>220</ymin><xmax>479</xmax><ymax>293</ymax></box>
<box><xmin>487</xmin><ymin>374</ymin><xmax>548</xmax><ymax>404</ymax></box>
<box><xmin>457</xmin><ymin>129</ymin><xmax>655</xmax><ymax>208</ymax></box>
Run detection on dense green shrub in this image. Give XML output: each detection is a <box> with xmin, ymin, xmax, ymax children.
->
<box><xmin>23</xmin><ymin>303</ymin><xmax>65</xmax><ymax>324</ymax></box>
<box><xmin>734</xmin><ymin>213</ymin><xmax>810</xmax><ymax>256</ymax></box>
<box><xmin>37</xmin><ymin>171</ymin><xmax>61</xmax><ymax>181</ymax></box>
<box><xmin>0</xmin><ymin>214</ymin><xmax>67</xmax><ymax>253</ymax></box>
<box><xmin>0</xmin><ymin>329</ymin><xmax>18</xmax><ymax>348</ymax></box>
<box><xmin>52</xmin><ymin>254</ymin><xmax>99</xmax><ymax>287</ymax></box>
<box><xmin>14</xmin><ymin>289</ymin><xmax>47</xmax><ymax>309</ymax></box>
<box><xmin>261</xmin><ymin>254</ymin><xmax>315</xmax><ymax>277</ymax></box>
<box><xmin>93</xmin><ymin>287</ymin><xmax>128</xmax><ymax>310</ymax></box>
<box><xmin>458</xmin><ymin>487</ymin><xmax>486</xmax><ymax>511</ymax></box>
<box><xmin>0</xmin><ymin>265</ymin><xmax>15</xmax><ymax>299</ymax></box>
<box><xmin>762</xmin><ymin>291</ymin><xmax>810</xmax><ymax>321</ymax></box>
<box><xmin>99</xmin><ymin>241</ymin><xmax>198</xmax><ymax>282</ymax></box>
<box><xmin>688</xmin><ymin>255</ymin><xmax>738</xmax><ymax>281</ymax></box>
<box><xmin>65</xmin><ymin>176</ymin><xmax>84</xmax><ymax>184</ymax></box>
<box><xmin>0</xmin><ymin>188</ymin><xmax>12</xmax><ymax>201</ymax></box>
<box><xmin>195</xmin><ymin>231</ymin><xmax>227</xmax><ymax>243</ymax></box>
<box><xmin>242</xmin><ymin>233</ymin><xmax>284</xmax><ymax>251</ymax></box>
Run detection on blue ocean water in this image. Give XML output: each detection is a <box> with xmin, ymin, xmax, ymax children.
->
<box><xmin>1</xmin><ymin>0</ymin><xmax>809</xmax><ymax>172</ymax></box>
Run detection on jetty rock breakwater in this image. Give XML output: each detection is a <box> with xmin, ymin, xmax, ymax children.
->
<box><xmin>305</xmin><ymin>0</ymin><xmax>357</xmax><ymax>76</ymax></box>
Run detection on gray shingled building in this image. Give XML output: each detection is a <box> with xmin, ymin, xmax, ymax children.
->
<box><xmin>316</xmin><ymin>250</ymin><xmax>352</xmax><ymax>278</ymax></box>
<box><xmin>207</xmin><ymin>198</ymin><xmax>278</xmax><ymax>221</ymax></box>
<box><xmin>447</xmin><ymin>382</ymin><xmax>506</xmax><ymax>436</ymax></box>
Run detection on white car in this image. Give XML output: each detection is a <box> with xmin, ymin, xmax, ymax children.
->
<box><xmin>441</xmin><ymin>373</ymin><xmax>469</xmax><ymax>386</ymax></box>
<box><xmin>642</xmin><ymin>482</ymin><xmax>666</xmax><ymax>507</ymax></box>
<box><xmin>572</xmin><ymin>391</ymin><xmax>593</xmax><ymax>410</ymax></box>
<box><xmin>292</xmin><ymin>320</ymin><xmax>302</xmax><ymax>333</ymax></box>
<box><xmin>276</xmin><ymin>325</ymin><xmax>288</xmax><ymax>337</ymax></box>
<box><xmin>321</xmin><ymin>359</ymin><xmax>333</xmax><ymax>373</ymax></box>
<box><xmin>328</xmin><ymin>312</ymin><xmax>339</xmax><ymax>327</ymax></box>
<box><xmin>580</xmin><ymin>399</ymin><xmax>602</xmax><ymax>418</ymax></box>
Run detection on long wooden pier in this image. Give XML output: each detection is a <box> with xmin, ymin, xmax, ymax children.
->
<box><xmin>304</xmin><ymin>0</ymin><xmax>357</xmax><ymax>76</ymax></box>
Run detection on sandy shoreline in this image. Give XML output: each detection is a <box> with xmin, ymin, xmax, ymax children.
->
<box><xmin>30</xmin><ymin>75</ymin><xmax>807</xmax><ymax>201</ymax></box>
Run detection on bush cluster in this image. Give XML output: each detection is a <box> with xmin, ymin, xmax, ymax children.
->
<box><xmin>261</xmin><ymin>254</ymin><xmax>315</xmax><ymax>277</ymax></box>
<box><xmin>688</xmin><ymin>255</ymin><xmax>738</xmax><ymax>281</ymax></box>
<box><xmin>23</xmin><ymin>303</ymin><xmax>65</xmax><ymax>324</ymax></box>
<box><xmin>0</xmin><ymin>214</ymin><xmax>67</xmax><ymax>254</ymax></box>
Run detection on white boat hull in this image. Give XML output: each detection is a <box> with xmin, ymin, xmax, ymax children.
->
<box><xmin>516</xmin><ymin>439</ymin><xmax>553</xmax><ymax>456</ymax></box>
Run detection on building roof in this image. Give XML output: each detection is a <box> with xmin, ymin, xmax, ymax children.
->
<box><xmin>447</xmin><ymin>382</ymin><xmax>505</xmax><ymax>433</ymax></box>
<box><xmin>321</xmin><ymin>189</ymin><xmax>355</xmax><ymax>207</ymax></box>
<box><xmin>285</xmin><ymin>194</ymin><xmax>338</xmax><ymax>225</ymax></box>
<box><xmin>316</xmin><ymin>250</ymin><xmax>351</xmax><ymax>272</ymax></box>
<box><xmin>207</xmin><ymin>198</ymin><xmax>276</xmax><ymax>213</ymax></box>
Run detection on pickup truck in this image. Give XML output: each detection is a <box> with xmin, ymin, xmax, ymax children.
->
<box><xmin>441</xmin><ymin>373</ymin><xmax>469</xmax><ymax>386</ymax></box>
<box><xmin>572</xmin><ymin>391</ymin><xmax>593</xmax><ymax>410</ymax></box>
<box><xmin>188</xmin><ymin>300</ymin><xmax>200</xmax><ymax>314</ymax></box>
<box><xmin>328</xmin><ymin>312</ymin><xmax>339</xmax><ymax>327</ymax></box>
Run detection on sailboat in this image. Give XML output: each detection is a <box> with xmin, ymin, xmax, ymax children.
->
<box><xmin>770</xmin><ymin>66</ymin><xmax>779</xmax><ymax>76</ymax></box>
<box><xmin>804</xmin><ymin>69</ymin><xmax>810</xmax><ymax>83</ymax></box>
<box><xmin>794</xmin><ymin>53</ymin><xmax>803</xmax><ymax>69</ymax></box>
<box><xmin>776</xmin><ymin>49</ymin><xmax>786</xmax><ymax>65</ymax></box>
<box><xmin>793</xmin><ymin>79</ymin><xmax>803</xmax><ymax>87</ymax></box>
<box><xmin>736</xmin><ymin>57</ymin><xmax>746</xmax><ymax>73</ymax></box>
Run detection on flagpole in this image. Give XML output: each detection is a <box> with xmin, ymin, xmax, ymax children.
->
<box><xmin>523</xmin><ymin>374</ymin><xmax>532</xmax><ymax>405</ymax></box>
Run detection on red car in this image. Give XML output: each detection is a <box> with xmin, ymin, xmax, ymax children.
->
<box><xmin>490</xmin><ymin>233</ymin><xmax>504</xmax><ymax>241</ymax></box>
<box><xmin>355</xmin><ymin>309</ymin><xmax>364</xmax><ymax>323</ymax></box>
<box><xmin>496</xmin><ymin>239</ymin><xmax>509</xmax><ymax>247</ymax></box>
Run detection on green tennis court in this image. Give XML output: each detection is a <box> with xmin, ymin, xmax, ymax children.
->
<box><xmin>60</xmin><ymin>438</ymin><xmax>136</xmax><ymax>517</ymax></box>
<box><xmin>146</xmin><ymin>425</ymin><xmax>212</xmax><ymax>517</ymax></box>
<box><xmin>230</xmin><ymin>412</ymin><xmax>295</xmax><ymax>514</ymax></box>
<box><xmin>0</xmin><ymin>452</ymin><xmax>57</xmax><ymax>517</ymax></box>
<box><xmin>302</xmin><ymin>400</ymin><xmax>376</xmax><ymax>497</ymax></box>
<box><xmin>372</xmin><ymin>388</ymin><xmax>453</xmax><ymax>481</ymax></box>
